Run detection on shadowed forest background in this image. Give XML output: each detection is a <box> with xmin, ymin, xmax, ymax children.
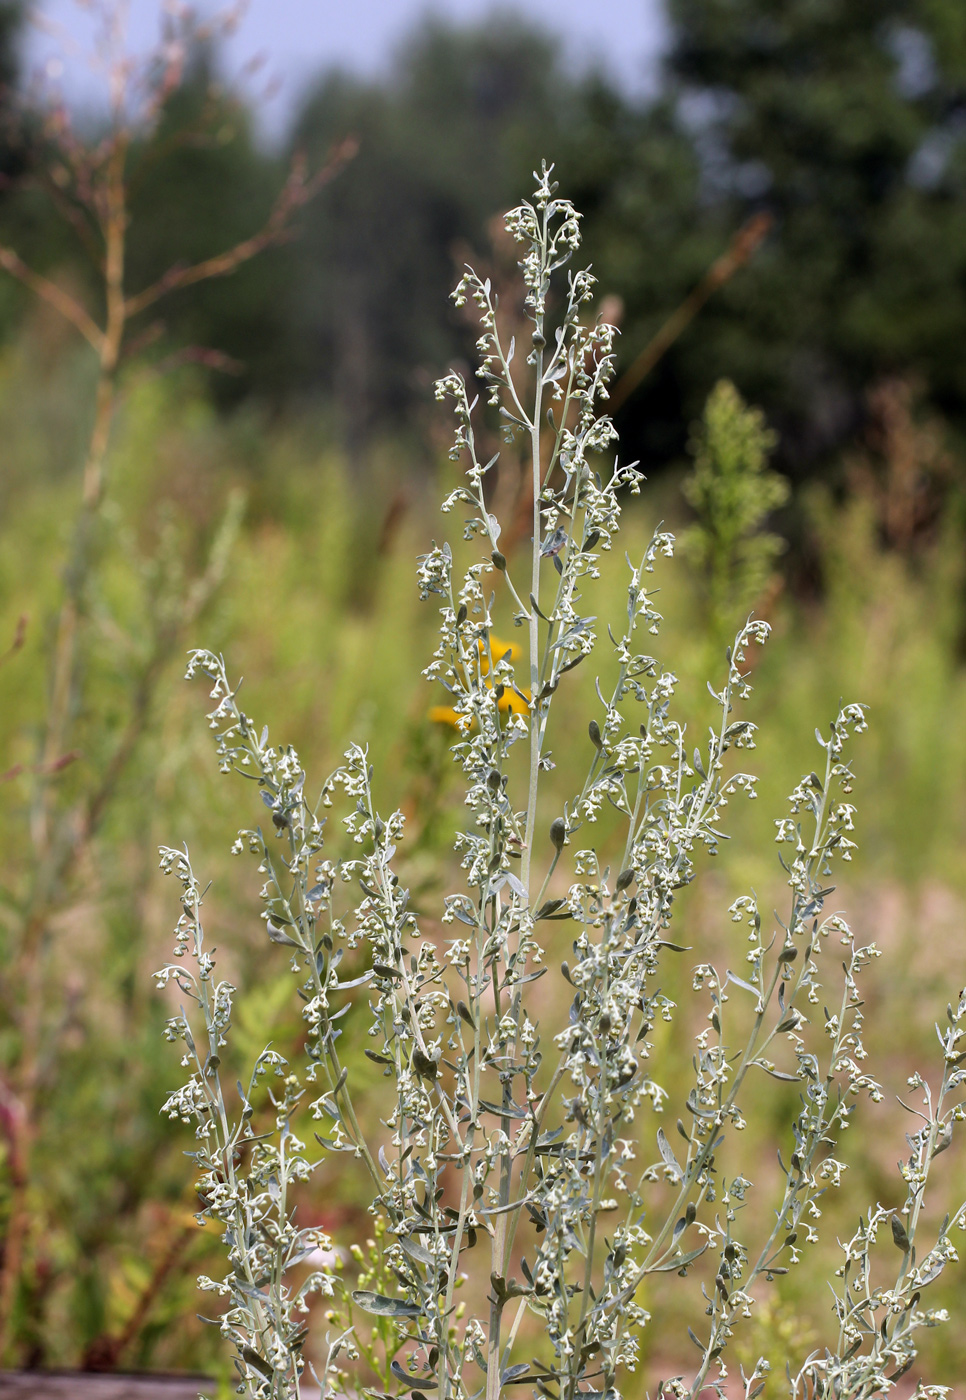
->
<box><xmin>5</xmin><ymin>0</ymin><xmax>966</xmax><ymax>474</ymax></box>
<box><xmin>4</xmin><ymin>0</ymin><xmax>966</xmax><ymax>1390</ymax></box>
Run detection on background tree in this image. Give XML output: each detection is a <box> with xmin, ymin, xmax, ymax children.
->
<box><xmin>6</xmin><ymin>0</ymin><xmax>966</xmax><ymax>486</ymax></box>
<box><xmin>646</xmin><ymin>0</ymin><xmax>966</xmax><ymax>473</ymax></box>
<box><xmin>285</xmin><ymin>17</ymin><xmax>575</xmax><ymax>452</ymax></box>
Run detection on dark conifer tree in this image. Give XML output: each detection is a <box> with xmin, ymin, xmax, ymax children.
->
<box><xmin>651</xmin><ymin>0</ymin><xmax>966</xmax><ymax>467</ymax></box>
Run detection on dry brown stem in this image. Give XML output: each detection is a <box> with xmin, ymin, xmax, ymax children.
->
<box><xmin>80</xmin><ymin>1221</ymin><xmax>196</xmax><ymax>1372</ymax></box>
<box><xmin>609</xmin><ymin>211</ymin><xmax>772</xmax><ymax>413</ymax></box>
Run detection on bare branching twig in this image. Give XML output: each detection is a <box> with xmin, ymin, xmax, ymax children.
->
<box><xmin>0</xmin><ymin>2</ymin><xmax>351</xmax><ymax>1362</ymax></box>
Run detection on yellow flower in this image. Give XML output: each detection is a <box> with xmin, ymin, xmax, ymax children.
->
<box><xmin>497</xmin><ymin>686</ymin><xmax>530</xmax><ymax>717</ymax></box>
<box><xmin>478</xmin><ymin>634</ymin><xmax>523</xmax><ymax>674</ymax></box>
<box><xmin>428</xmin><ymin>634</ymin><xmax>530</xmax><ymax>728</ymax></box>
<box><xmin>428</xmin><ymin>704</ymin><xmax>463</xmax><ymax>727</ymax></box>
<box><xmin>428</xmin><ymin>686</ymin><xmax>531</xmax><ymax>728</ymax></box>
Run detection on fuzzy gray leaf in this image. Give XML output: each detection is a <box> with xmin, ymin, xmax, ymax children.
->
<box><xmin>352</xmin><ymin>1290</ymin><xmax>422</xmax><ymax>1318</ymax></box>
<box><xmin>657</xmin><ymin>1127</ymin><xmax>683</xmax><ymax>1181</ymax></box>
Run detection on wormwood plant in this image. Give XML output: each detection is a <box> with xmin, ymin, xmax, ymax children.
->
<box><xmin>160</xmin><ymin>170</ymin><xmax>966</xmax><ymax>1400</ymax></box>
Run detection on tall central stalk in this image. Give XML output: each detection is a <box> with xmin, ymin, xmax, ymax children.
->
<box><xmin>489</xmin><ymin>234</ymin><xmax>546</xmax><ymax>1400</ymax></box>
<box><xmin>522</xmin><ymin>341</ymin><xmax>545</xmax><ymax>897</ymax></box>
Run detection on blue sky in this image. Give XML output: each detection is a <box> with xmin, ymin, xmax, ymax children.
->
<box><xmin>24</xmin><ymin>0</ymin><xmax>666</xmax><ymax>139</ymax></box>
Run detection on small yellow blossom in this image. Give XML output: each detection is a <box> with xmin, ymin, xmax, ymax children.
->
<box><xmin>428</xmin><ymin>704</ymin><xmax>463</xmax><ymax>727</ymax></box>
<box><xmin>429</xmin><ymin>635</ymin><xmax>529</xmax><ymax>727</ymax></box>
<box><xmin>478</xmin><ymin>635</ymin><xmax>522</xmax><ymax>673</ymax></box>
<box><xmin>496</xmin><ymin>687</ymin><xmax>530</xmax><ymax>716</ymax></box>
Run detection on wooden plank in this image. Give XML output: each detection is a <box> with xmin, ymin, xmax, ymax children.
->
<box><xmin>0</xmin><ymin>1374</ymin><xmax>322</xmax><ymax>1399</ymax></box>
<box><xmin>0</xmin><ymin>1374</ymin><xmax>214</xmax><ymax>1399</ymax></box>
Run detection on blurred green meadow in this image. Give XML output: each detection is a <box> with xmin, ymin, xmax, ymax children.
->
<box><xmin>3</xmin><ymin>307</ymin><xmax>966</xmax><ymax>1384</ymax></box>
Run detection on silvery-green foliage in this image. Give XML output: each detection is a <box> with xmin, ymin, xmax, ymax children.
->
<box><xmin>155</xmin><ymin>847</ymin><xmax>345</xmax><ymax>1400</ymax></box>
<box><xmin>160</xmin><ymin>166</ymin><xmax>966</xmax><ymax>1400</ymax></box>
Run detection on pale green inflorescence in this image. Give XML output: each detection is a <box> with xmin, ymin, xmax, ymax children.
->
<box><xmin>157</xmin><ymin>167</ymin><xmax>966</xmax><ymax>1400</ymax></box>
